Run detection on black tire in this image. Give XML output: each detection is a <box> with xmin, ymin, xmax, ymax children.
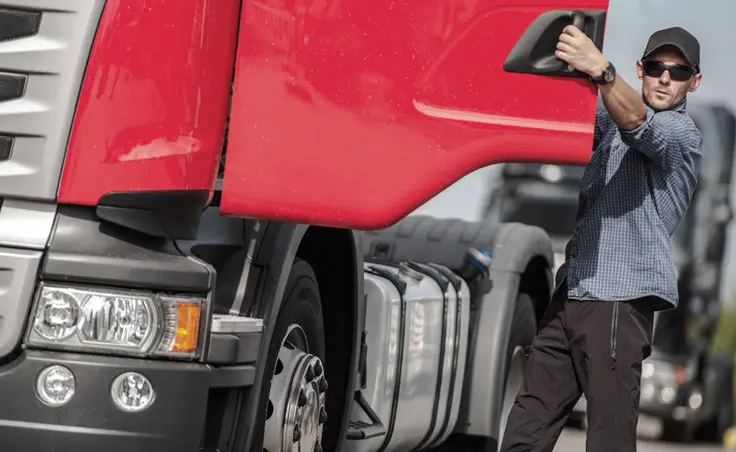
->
<box><xmin>698</xmin><ymin>399</ymin><xmax>733</xmax><ymax>443</ymax></box>
<box><xmin>497</xmin><ymin>293</ymin><xmax>537</xmax><ymax>447</ymax></box>
<box><xmin>696</xmin><ymin>356</ymin><xmax>734</xmax><ymax>443</ymax></box>
<box><xmin>662</xmin><ymin>419</ymin><xmax>694</xmax><ymax>443</ymax></box>
<box><xmin>433</xmin><ymin>291</ymin><xmax>538</xmax><ymax>452</ymax></box>
<box><xmin>504</xmin><ymin>293</ymin><xmax>538</xmax><ymax>387</ymax></box>
<box><xmin>249</xmin><ymin>258</ymin><xmax>326</xmax><ymax>452</ymax></box>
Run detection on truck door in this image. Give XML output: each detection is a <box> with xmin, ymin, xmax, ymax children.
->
<box><xmin>220</xmin><ymin>0</ymin><xmax>609</xmax><ymax>229</ymax></box>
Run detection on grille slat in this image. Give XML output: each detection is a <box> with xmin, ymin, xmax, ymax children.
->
<box><xmin>0</xmin><ymin>135</ymin><xmax>12</xmax><ymax>160</ymax></box>
<box><xmin>0</xmin><ymin>8</ymin><xmax>41</xmax><ymax>43</ymax></box>
<box><xmin>0</xmin><ymin>72</ymin><xmax>26</xmax><ymax>102</ymax></box>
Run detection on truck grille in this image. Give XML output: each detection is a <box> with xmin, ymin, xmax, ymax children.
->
<box><xmin>0</xmin><ymin>0</ymin><xmax>105</xmax><ymax>359</ymax></box>
<box><xmin>0</xmin><ymin>0</ymin><xmax>105</xmax><ymax>200</ymax></box>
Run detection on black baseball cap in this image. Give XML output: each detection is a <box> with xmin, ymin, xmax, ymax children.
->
<box><xmin>642</xmin><ymin>26</ymin><xmax>700</xmax><ymax>72</ymax></box>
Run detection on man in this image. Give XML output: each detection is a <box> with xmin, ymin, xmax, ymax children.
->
<box><xmin>499</xmin><ymin>26</ymin><xmax>703</xmax><ymax>451</ymax></box>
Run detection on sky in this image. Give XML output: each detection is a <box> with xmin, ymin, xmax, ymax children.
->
<box><xmin>412</xmin><ymin>0</ymin><xmax>736</xmax><ymax>301</ymax></box>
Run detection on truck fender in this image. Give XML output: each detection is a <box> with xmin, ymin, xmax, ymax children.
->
<box><xmin>239</xmin><ymin>222</ymin><xmax>364</xmax><ymax>452</ymax></box>
<box><xmin>454</xmin><ymin>222</ymin><xmax>554</xmax><ymax>440</ymax></box>
<box><xmin>232</xmin><ymin>221</ymin><xmax>306</xmax><ymax>452</ymax></box>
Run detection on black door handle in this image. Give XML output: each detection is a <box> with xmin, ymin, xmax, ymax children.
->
<box><xmin>571</xmin><ymin>10</ymin><xmax>585</xmax><ymax>33</ymax></box>
<box><xmin>503</xmin><ymin>9</ymin><xmax>607</xmax><ymax>78</ymax></box>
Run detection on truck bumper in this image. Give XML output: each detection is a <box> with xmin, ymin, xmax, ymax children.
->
<box><xmin>0</xmin><ymin>349</ymin><xmax>235</xmax><ymax>452</ymax></box>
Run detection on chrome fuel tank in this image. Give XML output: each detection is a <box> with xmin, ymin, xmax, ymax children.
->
<box><xmin>345</xmin><ymin>260</ymin><xmax>471</xmax><ymax>452</ymax></box>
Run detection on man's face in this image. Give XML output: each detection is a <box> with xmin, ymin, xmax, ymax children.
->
<box><xmin>636</xmin><ymin>47</ymin><xmax>702</xmax><ymax>111</ymax></box>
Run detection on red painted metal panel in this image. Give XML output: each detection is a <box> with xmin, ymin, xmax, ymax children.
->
<box><xmin>58</xmin><ymin>0</ymin><xmax>241</xmax><ymax>205</ymax></box>
<box><xmin>221</xmin><ymin>0</ymin><xmax>609</xmax><ymax>229</ymax></box>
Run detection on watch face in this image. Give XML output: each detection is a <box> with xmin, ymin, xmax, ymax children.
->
<box><xmin>604</xmin><ymin>69</ymin><xmax>615</xmax><ymax>82</ymax></box>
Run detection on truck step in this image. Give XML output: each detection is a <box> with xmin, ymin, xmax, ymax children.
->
<box><xmin>347</xmin><ymin>420</ymin><xmax>385</xmax><ymax>440</ymax></box>
<box><xmin>210</xmin><ymin>314</ymin><xmax>263</xmax><ymax>334</ymax></box>
<box><xmin>346</xmin><ymin>391</ymin><xmax>386</xmax><ymax>440</ymax></box>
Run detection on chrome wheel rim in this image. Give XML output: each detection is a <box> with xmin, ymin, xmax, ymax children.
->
<box><xmin>263</xmin><ymin>324</ymin><xmax>328</xmax><ymax>452</ymax></box>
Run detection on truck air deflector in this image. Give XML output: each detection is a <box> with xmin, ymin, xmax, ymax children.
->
<box><xmin>58</xmin><ymin>0</ymin><xmax>240</xmax><ymax>207</ymax></box>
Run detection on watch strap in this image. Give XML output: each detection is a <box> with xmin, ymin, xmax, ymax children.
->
<box><xmin>591</xmin><ymin>62</ymin><xmax>615</xmax><ymax>85</ymax></box>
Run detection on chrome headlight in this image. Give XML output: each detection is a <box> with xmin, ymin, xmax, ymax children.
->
<box><xmin>26</xmin><ymin>283</ymin><xmax>204</xmax><ymax>359</ymax></box>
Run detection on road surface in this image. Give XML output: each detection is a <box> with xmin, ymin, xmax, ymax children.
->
<box><xmin>555</xmin><ymin>427</ymin><xmax>726</xmax><ymax>451</ymax></box>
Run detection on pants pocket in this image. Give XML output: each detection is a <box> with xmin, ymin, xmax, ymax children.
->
<box><xmin>621</xmin><ymin>299</ymin><xmax>655</xmax><ymax>364</ymax></box>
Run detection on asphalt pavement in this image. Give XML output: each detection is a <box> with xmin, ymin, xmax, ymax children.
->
<box><xmin>555</xmin><ymin>427</ymin><xmax>726</xmax><ymax>451</ymax></box>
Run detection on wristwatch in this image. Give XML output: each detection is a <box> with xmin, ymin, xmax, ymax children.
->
<box><xmin>591</xmin><ymin>61</ymin><xmax>616</xmax><ymax>85</ymax></box>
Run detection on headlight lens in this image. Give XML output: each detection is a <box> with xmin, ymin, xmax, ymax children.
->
<box><xmin>35</xmin><ymin>289</ymin><xmax>81</xmax><ymax>341</ymax></box>
<box><xmin>78</xmin><ymin>291</ymin><xmax>156</xmax><ymax>349</ymax></box>
<box><xmin>27</xmin><ymin>283</ymin><xmax>203</xmax><ymax>359</ymax></box>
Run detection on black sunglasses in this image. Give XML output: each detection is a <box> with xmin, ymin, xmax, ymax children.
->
<box><xmin>642</xmin><ymin>60</ymin><xmax>696</xmax><ymax>82</ymax></box>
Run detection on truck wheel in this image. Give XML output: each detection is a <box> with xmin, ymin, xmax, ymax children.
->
<box><xmin>432</xmin><ymin>291</ymin><xmax>537</xmax><ymax>452</ymax></box>
<box><xmin>257</xmin><ymin>258</ymin><xmax>327</xmax><ymax>452</ymax></box>
<box><xmin>662</xmin><ymin>419</ymin><xmax>694</xmax><ymax>443</ymax></box>
<box><xmin>696</xmin><ymin>356</ymin><xmax>734</xmax><ymax>443</ymax></box>
<box><xmin>497</xmin><ymin>292</ymin><xmax>537</xmax><ymax>448</ymax></box>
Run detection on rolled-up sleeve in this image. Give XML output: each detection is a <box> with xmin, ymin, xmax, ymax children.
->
<box><xmin>618</xmin><ymin>109</ymin><xmax>699</xmax><ymax>170</ymax></box>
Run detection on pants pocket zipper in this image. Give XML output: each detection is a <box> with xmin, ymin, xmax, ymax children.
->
<box><xmin>610</xmin><ymin>301</ymin><xmax>620</xmax><ymax>370</ymax></box>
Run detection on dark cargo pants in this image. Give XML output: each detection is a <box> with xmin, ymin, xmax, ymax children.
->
<box><xmin>499</xmin><ymin>288</ymin><xmax>655</xmax><ymax>452</ymax></box>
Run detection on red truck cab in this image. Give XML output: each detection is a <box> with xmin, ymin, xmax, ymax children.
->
<box><xmin>57</xmin><ymin>0</ymin><xmax>606</xmax><ymax>231</ymax></box>
<box><xmin>0</xmin><ymin>1</ymin><xmax>609</xmax><ymax>451</ymax></box>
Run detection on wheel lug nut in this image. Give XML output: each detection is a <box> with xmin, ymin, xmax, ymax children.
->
<box><xmin>298</xmin><ymin>389</ymin><xmax>307</xmax><ymax>406</ymax></box>
<box><xmin>314</xmin><ymin>361</ymin><xmax>323</xmax><ymax>376</ymax></box>
<box><xmin>319</xmin><ymin>379</ymin><xmax>328</xmax><ymax>393</ymax></box>
<box><xmin>293</xmin><ymin>425</ymin><xmax>301</xmax><ymax>442</ymax></box>
<box><xmin>319</xmin><ymin>408</ymin><xmax>327</xmax><ymax>423</ymax></box>
<box><xmin>305</xmin><ymin>366</ymin><xmax>315</xmax><ymax>382</ymax></box>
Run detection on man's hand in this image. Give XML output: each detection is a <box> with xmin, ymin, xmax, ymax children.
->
<box><xmin>555</xmin><ymin>25</ymin><xmax>609</xmax><ymax>77</ymax></box>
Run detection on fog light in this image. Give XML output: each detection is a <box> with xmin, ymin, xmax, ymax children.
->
<box><xmin>111</xmin><ymin>372</ymin><xmax>155</xmax><ymax>412</ymax></box>
<box><xmin>36</xmin><ymin>365</ymin><xmax>76</xmax><ymax>407</ymax></box>
<box><xmin>660</xmin><ymin>386</ymin><xmax>676</xmax><ymax>404</ymax></box>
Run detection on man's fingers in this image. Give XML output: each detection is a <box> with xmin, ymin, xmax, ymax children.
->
<box><xmin>563</xmin><ymin>24</ymin><xmax>584</xmax><ymax>36</ymax></box>
<box><xmin>555</xmin><ymin>49</ymin><xmax>570</xmax><ymax>62</ymax></box>
<box><xmin>558</xmin><ymin>32</ymin><xmax>575</xmax><ymax>45</ymax></box>
<box><xmin>556</xmin><ymin>41</ymin><xmax>574</xmax><ymax>54</ymax></box>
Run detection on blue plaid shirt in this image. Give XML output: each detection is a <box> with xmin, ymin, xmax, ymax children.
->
<box><xmin>554</xmin><ymin>99</ymin><xmax>703</xmax><ymax>310</ymax></box>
